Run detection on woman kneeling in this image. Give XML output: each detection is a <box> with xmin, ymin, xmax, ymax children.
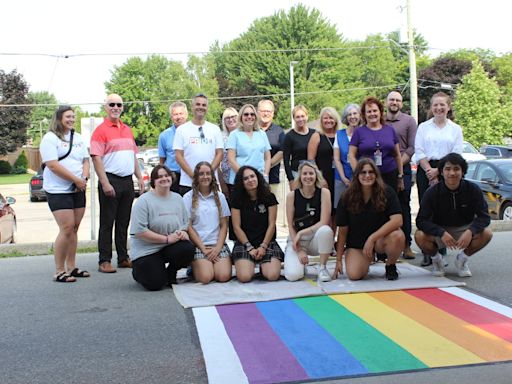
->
<box><xmin>183</xmin><ymin>162</ymin><xmax>232</xmax><ymax>283</ymax></box>
<box><xmin>284</xmin><ymin>161</ymin><xmax>334</xmax><ymax>282</ymax></box>
<box><xmin>334</xmin><ymin>159</ymin><xmax>404</xmax><ymax>281</ymax></box>
<box><xmin>230</xmin><ymin>166</ymin><xmax>284</xmax><ymax>282</ymax></box>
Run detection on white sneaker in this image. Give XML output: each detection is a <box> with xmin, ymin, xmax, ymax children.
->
<box><xmin>431</xmin><ymin>256</ymin><xmax>445</xmax><ymax>277</ymax></box>
<box><xmin>318</xmin><ymin>267</ymin><xmax>332</xmax><ymax>282</ymax></box>
<box><xmin>455</xmin><ymin>257</ymin><xmax>472</xmax><ymax>277</ymax></box>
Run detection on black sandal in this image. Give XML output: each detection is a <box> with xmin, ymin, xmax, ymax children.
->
<box><xmin>69</xmin><ymin>268</ymin><xmax>90</xmax><ymax>278</ymax></box>
<box><xmin>54</xmin><ymin>271</ymin><xmax>76</xmax><ymax>283</ymax></box>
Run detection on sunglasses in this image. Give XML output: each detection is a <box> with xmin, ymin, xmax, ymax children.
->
<box><xmin>243</xmin><ymin>112</ymin><xmax>256</xmax><ymax>117</ymax></box>
<box><xmin>198</xmin><ymin>126</ymin><xmax>205</xmax><ymax>140</ymax></box>
<box><xmin>108</xmin><ymin>103</ymin><xmax>123</xmax><ymax>108</ymax></box>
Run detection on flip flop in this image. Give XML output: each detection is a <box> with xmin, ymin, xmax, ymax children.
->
<box><xmin>54</xmin><ymin>271</ymin><xmax>76</xmax><ymax>283</ymax></box>
<box><xmin>69</xmin><ymin>268</ymin><xmax>90</xmax><ymax>278</ymax></box>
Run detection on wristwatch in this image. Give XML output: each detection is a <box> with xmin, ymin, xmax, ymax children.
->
<box><xmin>397</xmin><ymin>174</ymin><xmax>404</xmax><ymax>179</ymax></box>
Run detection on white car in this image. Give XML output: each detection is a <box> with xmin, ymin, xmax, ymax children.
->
<box><xmin>462</xmin><ymin>141</ymin><xmax>486</xmax><ymax>162</ymax></box>
<box><xmin>136</xmin><ymin>149</ymin><xmax>159</xmax><ymax>164</ymax></box>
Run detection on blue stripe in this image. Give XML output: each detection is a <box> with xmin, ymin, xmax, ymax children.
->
<box><xmin>256</xmin><ymin>300</ymin><xmax>368</xmax><ymax>378</ymax></box>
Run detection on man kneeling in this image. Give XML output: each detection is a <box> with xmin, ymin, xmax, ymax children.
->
<box><xmin>415</xmin><ymin>153</ymin><xmax>492</xmax><ymax>277</ymax></box>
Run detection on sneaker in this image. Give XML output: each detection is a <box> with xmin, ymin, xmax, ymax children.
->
<box><xmin>385</xmin><ymin>264</ymin><xmax>399</xmax><ymax>280</ymax></box>
<box><xmin>421</xmin><ymin>253</ymin><xmax>432</xmax><ymax>266</ymax></box>
<box><xmin>431</xmin><ymin>256</ymin><xmax>445</xmax><ymax>277</ymax></box>
<box><xmin>455</xmin><ymin>257</ymin><xmax>472</xmax><ymax>277</ymax></box>
<box><xmin>318</xmin><ymin>267</ymin><xmax>331</xmax><ymax>282</ymax></box>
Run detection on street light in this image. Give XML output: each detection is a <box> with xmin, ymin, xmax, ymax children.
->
<box><xmin>289</xmin><ymin>61</ymin><xmax>299</xmax><ymax>129</ymax></box>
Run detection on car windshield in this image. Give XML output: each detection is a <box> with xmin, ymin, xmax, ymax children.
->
<box><xmin>463</xmin><ymin>142</ymin><xmax>478</xmax><ymax>154</ymax></box>
<box><xmin>497</xmin><ymin>163</ymin><xmax>512</xmax><ymax>183</ymax></box>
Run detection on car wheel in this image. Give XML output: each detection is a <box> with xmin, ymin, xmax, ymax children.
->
<box><xmin>501</xmin><ymin>202</ymin><xmax>512</xmax><ymax>221</ymax></box>
<box><xmin>30</xmin><ymin>195</ymin><xmax>38</xmax><ymax>202</ymax></box>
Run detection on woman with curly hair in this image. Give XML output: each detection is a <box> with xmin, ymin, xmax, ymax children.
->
<box><xmin>334</xmin><ymin>158</ymin><xmax>404</xmax><ymax>281</ymax></box>
<box><xmin>230</xmin><ymin>166</ymin><xmax>284</xmax><ymax>282</ymax></box>
<box><xmin>183</xmin><ymin>161</ymin><xmax>232</xmax><ymax>283</ymax></box>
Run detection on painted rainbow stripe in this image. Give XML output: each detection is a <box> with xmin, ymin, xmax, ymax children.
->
<box><xmin>194</xmin><ymin>287</ymin><xmax>512</xmax><ymax>384</ymax></box>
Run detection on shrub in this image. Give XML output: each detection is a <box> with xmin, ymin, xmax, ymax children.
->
<box><xmin>0</xmin><ymin>160</ymin><xmax>12</xmax><ymax>174</ymax></box>
<box><xmin>14</xmin><ymin>151</ymin><xmax>28</xmax><ymax>170</ymax></box>
<box><xmin>10</xmin><ymin>166</ymin><xmax>27</xmax><ymax>174</ymax></box>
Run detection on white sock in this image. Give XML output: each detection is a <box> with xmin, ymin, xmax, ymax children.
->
<box><xmin>432</xmin><ymin>253</ymin><xmax>443</xmax><ymax>261</ymax></box>
<box><xmin>457</xmin><ymin>251</ymin><xmax>469</xmax><ymax>261</ymax></box>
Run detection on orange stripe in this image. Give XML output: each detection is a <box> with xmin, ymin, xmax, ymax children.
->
<box><xmin>370</xmin><ymin>291</ymin><xmax>512</xmax><ymax>361</ymax></box>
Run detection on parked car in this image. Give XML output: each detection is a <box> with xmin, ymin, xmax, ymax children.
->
<box><xmin>479</xmin><ymin>145</ymin><xmax>512</xmax><ymax>159</ymax></box>
<box><xmin>29</xmin><ymin>168</ymin><xmax>46</xmax><ymax>202</ymax></box>
<box><xmin>136</xmin><ymin>149</ymin><xmax>159</xmax><ymax>165</ymax></box>
<box><xmin>0</xmin><ymin>193</ymin><xmax>16</xmax><ymax>244</ymax></box>
<box><xmin>134</xmin><ymin>158</ymin><xmax>150</xmax><ymax>197</ymax></box>
<box><xmin>465</xmin><ymin>159</ymin><xmax>512</xmax><ymax>220</ymax></box>
<box><xmin>462</xmin><ymin>141</ymin><xmax>486</xmax><ymax>162</ymax></box>
<box><xmin>147</xmin><ymin>155</ymin><xmax>160</xmax><ymax>167</ymax></box>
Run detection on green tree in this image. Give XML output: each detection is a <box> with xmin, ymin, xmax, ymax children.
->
<box><xmin>493</xmin><ymin>53</ymin><xmax>512</xmax><ymax>97</ymax></box>
<box><xmin>105</xmin><ymin>55</ymin><xmax>197</xmax><ymax>146</ymax></box>
<box><xmin>27</xmin><ymin>91</ymin><xmax>57</xmax><ymax>143</ymax></box>
<box><xmin>454</xmin><ymin>61</ymin><xmax>506</xmax><ymax>147</ymax></box>
<box><xmin>0</xmin><ymin>70</ymin><xmax>31</xmax><ymax>155</ymax></box>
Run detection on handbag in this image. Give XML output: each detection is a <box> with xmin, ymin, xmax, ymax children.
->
<box><xmin>42</xmin><ymin>129</ymin><xmax>75</xmax><ymax>170</ymax></box>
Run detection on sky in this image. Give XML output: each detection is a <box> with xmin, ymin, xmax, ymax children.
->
<box><xmin>2</xmin><ymin>0</ymin><xmax>510</xmax><ymax>113</ymax></box>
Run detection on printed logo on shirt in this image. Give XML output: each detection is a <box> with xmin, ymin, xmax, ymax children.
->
<box><xmin>189</xmin><ymin>136</ymin><xmax>212</xmax><ymax>145</ymax></box>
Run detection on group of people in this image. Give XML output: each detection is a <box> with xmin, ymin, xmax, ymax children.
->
<box><xmin>39</xmin><ymin>90</ymin><xmax>492</xmax><ymax>290</ymax></box>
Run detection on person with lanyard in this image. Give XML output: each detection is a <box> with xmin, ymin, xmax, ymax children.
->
<box><xmin>158</xmin><ymin>101</ymin><xmax>188</xmax><ymax>193</ymax></box>
<box><xmin>40</xmin><ymin>105</ymin><xmax>90</xmax><ymax>283</ymax></box>
<box><xmin>284</xmin><ymin>161</ymin><xmax>334</xmax><ymax>282</ymax></box>
<box><xmin>90</xmin><ymin>94</ymin><xmax>144</xmax><ymax>273</ymax></box>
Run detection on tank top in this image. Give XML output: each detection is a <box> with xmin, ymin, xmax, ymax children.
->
<box><xmin>293</xmin><ymin>187</ymin><xmax>321</xmax><ymax>231</ymax></box>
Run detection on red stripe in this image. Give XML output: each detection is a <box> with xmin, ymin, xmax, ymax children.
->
<box><xmin>407</xmin><ymin>288</ymin><xmax>512</xmax><ymax>342</ymax></box>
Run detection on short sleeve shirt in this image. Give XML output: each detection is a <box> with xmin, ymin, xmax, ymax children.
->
<box><xmin>231</xmin><ymin>193</ymin><xmax>278</xmax><ymax>245</ymax></box>
<box><xmin>158</xmin><ymin>125</ymin><xmax>180</xmax><ymax>172</ymax></box>
<box><xmin>336</xmin><ymin>186</ymin><xmax>401</xmax><ymax>249</ymax></box>
<box><xmin>350</xmin><ymin>125</ymin><xmax>398</xmax><ymax>174</ymax></box>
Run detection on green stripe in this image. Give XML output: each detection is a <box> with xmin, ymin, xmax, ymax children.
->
<box><xmin>294</xmin><ymin>296</ymin><xmax>427</xmax><ymax>372</ymax></box>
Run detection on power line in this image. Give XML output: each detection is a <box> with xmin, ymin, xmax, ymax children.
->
<box><xmin>0</xmin><ymin>83</ymin><xmax>407</xmax><ymax>108</ymax></box>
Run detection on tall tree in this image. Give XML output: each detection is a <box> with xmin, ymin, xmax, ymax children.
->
<box><xmin>454</xmin><ymin>61</ymin><xmax>506</xmax><ymax>147</ymax></box>
<box><xmin>0</xmin><ymin>70</ymin><xmax>31</xmax><ymax>155</ymax></box>
<box><xmin>27</xmin><ymin>91</ymin><xmax>58</xmax><ymax>143</ymax></box>
<box><xmin>105</xmin><ymin>55</ymin><xmax>198</xmax><ymax>146</ymax></box>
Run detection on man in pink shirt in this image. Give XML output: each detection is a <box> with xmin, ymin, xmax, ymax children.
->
<box><xmin>90</xmin><ymin>94</ymin><xmax>144</xmax><ymax>273</ymax></box>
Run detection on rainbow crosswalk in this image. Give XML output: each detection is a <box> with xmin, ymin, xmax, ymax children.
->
<box><xmin>194</xmin><ymin>287</ymin><xmax>512</xmax><ymax>384</ymax></box>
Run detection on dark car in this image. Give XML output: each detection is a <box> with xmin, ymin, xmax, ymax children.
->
<box><xmin>479</xmin><ymin>145</ymin><xmax>512</xmax><ymax>159</ymax></box>
<box><xmin>0</xmin><ymin>193</ymin><xmax>16</xmax><ymax>244</ymax></box>
<box><xmin>29</xmin><ymin>168</ymin><xmax>46</xmax><ymax>202</ymax></box>
<box><xmin>465</xmin><ymin>159</ymin><xmax>512</xmax><ymax>220</ymax></box>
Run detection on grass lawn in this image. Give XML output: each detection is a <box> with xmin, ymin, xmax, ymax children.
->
<box><xmin>0</xmin><ymin>173</ymin><xmax>32</xmax><ymax>185</ymax></box>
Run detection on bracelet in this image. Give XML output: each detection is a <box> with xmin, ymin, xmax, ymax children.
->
<box><xmin>260</xmin><ymin>242</ymin><xmax>268</xmax><ymax>250</ymax></box>
<box><xmin>244</xmin><ymin>242</ymin><xmax>254</xmax><ymax>251</ymax></box>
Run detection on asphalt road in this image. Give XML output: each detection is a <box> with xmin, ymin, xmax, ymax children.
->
<box><xmin>1</xmin><ymin>231</ymin><xmax>512</xmax><ymax>384</ymax></box>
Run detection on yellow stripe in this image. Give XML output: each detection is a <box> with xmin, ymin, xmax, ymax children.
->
<box><xmin>331</xmin><ymin>293</ymin><xmax>484</xmax><ymax>367</ymax></box>
<box><xmin>370</xmin><ymin>291</ymin><xmax>512</xmax><ymax>361</ymax></box>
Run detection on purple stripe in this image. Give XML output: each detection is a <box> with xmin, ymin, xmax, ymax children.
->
<box><xmin>217</xmin><ymin>303</ymin><xmax>309</xmax><ymax>384</ymax></box>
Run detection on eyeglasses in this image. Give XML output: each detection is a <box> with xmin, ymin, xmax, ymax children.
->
<box><xmin>198</xmin><ymin>126</ymin><xmax>205</xmax><ymax>140</ymax></box>
<box><xmin>224</xmin><ymin>115</ymin><xmax>237</xmax><ymax>121</ymax></box>
<box><xmin>243</xmin><ymin>112</ymin><xmax>256</xmax><ymax>117</ymax></box>
<box><xmin>108</xmin><ymin>103</ymin><xmax>123</xmax><ymax>108</ymax></box>
<box><xmin>360</xmin><ymin>170</ymin><xmax>376</xmax><ymax>175</ymax></box>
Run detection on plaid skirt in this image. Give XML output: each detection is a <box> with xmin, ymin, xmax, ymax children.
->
<box><xmin>231</xmin><ymin>241</ymin><xmax>284</xmax><ymax>264</ymax></box>
<box><xmin>194</xmin><ymin>243</ymin><xmax>232</xmax><ymax>260</ymax></box>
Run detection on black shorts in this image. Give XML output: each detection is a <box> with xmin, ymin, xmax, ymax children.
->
<box><xmin>46</xmin><ymin>191</ymin><xmax>86</xmax><ymax>212</ymax></box>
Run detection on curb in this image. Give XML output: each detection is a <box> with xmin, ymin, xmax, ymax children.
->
<box><xmin>2</xmin><ymin>221</ymin><xmax>511</xmax><ymax>257</ymax></box>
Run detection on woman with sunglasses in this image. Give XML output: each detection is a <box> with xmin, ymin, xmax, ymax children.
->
<box><xmin>40</xmin><ymin>105</ymin><xmax>90</xmax><ymax>283</ymax></box>
<box><xmin>230</xmin><ymin>166</ymin><xmax>284</xmax><ymax>282</ymax></box>
<box><xmin>334</xmin><ymin>158</ymin><xmax>404</xmax><ymax>281</ymax></box>
<box><xmin>226</xmin><ymin>104</ymin><xmax>271</xmax><ymax>187</ymax></box>
<box><xmin>283</xmin><ymin>105</ymin><xmax>315</xmax><ymax>191</ymax></box>
<box><xmin>284</xmin><ymin>161</ymin><xmax>334</xmax><ymax>282</ymax></box>
<box><xmin>129</xmin><ymin>165</ymin><xmax>195</xmax><ymax>291</ymax></box>
<box><xmin>219</xmin><ymin>107</ymin><xmax>238</xmax><ymax>197</ymax></box>
<box><xmin>183</xmin><ymin>162</ymin><xmax>232</xmax><ymax>283</ymax></box>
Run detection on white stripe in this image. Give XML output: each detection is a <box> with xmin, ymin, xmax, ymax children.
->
<box><xmin>193</xmin><ymin>307</ymin><xmax>249</xmax><ymax>384</ymax></box>
<box><xmin>440</xmin><ymin>287</ymin><xmax>512</xmax><ymax>318</ymax></box>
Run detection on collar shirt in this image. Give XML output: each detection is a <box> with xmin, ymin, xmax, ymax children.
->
<box><xmin>414</xmin><ymin>118</ymin><xmax>463</xmax><ymax>162</ymax></box>
<box><xmin>386</xmin><ymin>111</ymin><xmax>417</xmax><ymax>159</ymax></box>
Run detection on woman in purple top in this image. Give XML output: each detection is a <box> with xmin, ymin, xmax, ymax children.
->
<box><xmin>348</xmin><ymin>96</ymin><xmax>404</xmax><ymax>193</ymax></box>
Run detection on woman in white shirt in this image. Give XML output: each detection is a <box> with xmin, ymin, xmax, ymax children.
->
<box><xmin>39</xmin><ymin>105</ymin><xmax>90</xmax><ymax>283</ymax></box>
<box><xmin>183</xmin><ymin>161</ymin><xmax>232</xmax><ymax>283</ymax></box>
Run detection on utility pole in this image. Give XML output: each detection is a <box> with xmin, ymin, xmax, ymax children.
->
<box><xmin>407</xmin><ymin>0</ymin><xmax>418</xmax><ymax>122</ymax></box>
<box><xmin>289</xmin><ymin>61</ymin><xmax>298</xmax><ymax>129</ymax></box>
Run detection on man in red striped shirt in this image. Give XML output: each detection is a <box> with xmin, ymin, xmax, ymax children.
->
<box><xmin>91</xmin><ymin>94</ymin><xmax>144</xmax><ymax>273</ymax></box>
